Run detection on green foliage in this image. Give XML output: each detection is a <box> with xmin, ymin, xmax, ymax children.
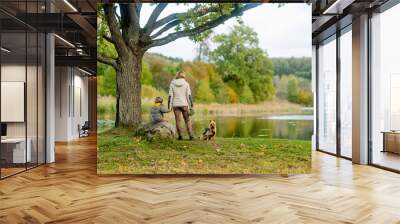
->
<box><xmin>143</xmin><ymin>53</ymin><xmax>182</xmax><ymax>92</ymax></box>
<box><xmin>97</xmin><ymin>15</ymin><xmax>312</xmax><ymax>106</ymax></box>
<box><xmin>287</xmin><ymin>77</ymin><xmax>299</xmax><ymax>103</ymax></box>
<box><xmin>209</xmin><ymin>24</ymin><xmax>275</xmax><ymax>103</ymax></box>
<box><xmin>271</xmin><ymin>57</ymin><xmax>311</xmax><ymax>80</ymax></box>
<box><xmin>97</xmin><ymin>6</ymin><xmax>117</xmax><ymax>61</ymax></box>
<box><xmin>249</xmin><ymin>75</ymin><xmax>275</xmax><ymax>102</ymax></box>
<box><xmin>274</xmin><ymin>75</ymin><xmax>313</xmax><ymax>106</ymax></box>
<box><xmin>240</xmin><ymin>85</ymin><xmax>255</xmax><ymax>103</ymax></box>
<box><xmin>98</xmin><ymin>63</ymin><xmax>116</xmax><ymax>97</ymax></box>
<box><xmin>209</xmin><ymin>74</ymin><xmax>230</xmax><ymax>103</ymax></box>
<box><xmin>195</xmin><ymin>80</ymin><xmax>216</xmax><ymax>103</ymax></box>
<box><xmin>97</xmin><ymin>96</ymin><xmax>116</xmax><ymax>120</ymax></box>
<box><xmin>177</xmin><ymin>3</ymin><xmax>248</xmax><ymax>43</ymax></box>
<box><xmin>141</xmin><ymin>62</ymin><xmax>153</xmax><ymax>85</ymax></box>
<box><xmin>97</xmin><ymin>48</ymin><xmax>313</xmax><ymax>106</ymax></box>
<box><xmin>98</xmin><ymin>61</ymin><xmax>157</xmax><ymax>97</ymax></box>
<box><xmin>97</xmin><ymin>104</ymin><xmax>107</xmax><ymax>119</ymax></box>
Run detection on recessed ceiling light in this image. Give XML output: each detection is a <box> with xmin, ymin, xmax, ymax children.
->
<box><xmin>322</xmin><ymin>0</ymin><xmax>354</xmax><ymax>15</ymax></box>
<box><xmin>1</xmin><ymin>47</ymin><xmax>11</xmax><ymax>53</ymax></box>
<box><xmin>54</xmin><ymin>34</ymin><xmax>75</xmax><ymax>48</ymax></box>
<box><xmin>63</xmin><ymin>0</ymin><xmax>78</xmax><ymax>12</ymax></box>
<box><xmin>78</xmin><ymin>67</ymin><xmax>92</xmax><ymax>76</ymax></box>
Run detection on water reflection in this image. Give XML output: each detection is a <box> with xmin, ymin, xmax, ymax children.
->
<box><xmin>192</xmin><ymin>115</ymin><xmax>313</xmax><ymax>140</ymax></box>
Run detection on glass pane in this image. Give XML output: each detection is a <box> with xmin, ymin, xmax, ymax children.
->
<box><xmin>318</xmin><ymin>37</ymin><xmax>337</xmax><ymax>154</ymax></box>
<box><xmin>0</xmin><ymin>0</ymin><xmax>46</xmax><ymax>178</ymax></box>
<box><xmin>371</xmin><ymin>4</ymin><xmax>400</xmax><ymax>171</ymax></box>
<box><xmin>38</xmin><ymin>33</ymin><xmax>45</xmax><ymax>165</ymax></box>
<box><xmin>27</xmin><ymin>31</ymin><xmax>38</xmax><ymax>169</ymax></box>
<box><xmin>340</xmin><ymin>30</ymin><xmax>352</xmax><ymax>158</ymax></box>
<box><xmin>1</xmin><ymin>31</ymin><xmax>27</xmax><ymax>177</ymax></box>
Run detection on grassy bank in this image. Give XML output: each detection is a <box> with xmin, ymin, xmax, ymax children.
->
<box><xmin>97</xmin><ymin>128</ymin><xmax>311</xmax><ymax>174</ymax></box>
<box><xmin>97</xmin><ymin>96</ymin><xmax>303</xmax><ymax>120</ymax></box>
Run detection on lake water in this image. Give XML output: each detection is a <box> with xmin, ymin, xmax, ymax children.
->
<box><xmin>192</xmin><ymin>114</ymin><xmax>313</xmax><ymax>140</ymax></box>
<box><xmin>98</xmin><ymin>113</ymin><xmax>314</xmax><ymax>141</ymax></box>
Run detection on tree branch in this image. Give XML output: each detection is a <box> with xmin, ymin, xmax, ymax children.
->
<box><xmin>150</xmin><ymin>5</ymin><xmax>220</xmax><ymax>35</ymax></box>
<box><xmin>128</xmin><ymin>3</ymin><xmax>140</xmax><ymax>31</ymax></box>
<box><xmin>103</xmin><ymin>4</ymin><xmax>127</xmax><ymax>54</ymax></box>
<box><xmin>151</xmin><ymin>12</ymin><xmax>184</xmax><ymax>33</ymax></box>
<box><xmin>97</xmin><ymin>53</ymin><xmax>118</xmax><ymax>71</ymax></box>
<box><xmin>150</xmin><ymin>19</ymin><xmax>180</xmax><ymax>39</ymax></box>
<box><xmin>148</xmin><ymin>4</ymin><xmax>225</xmax><ymax>39</ymax></box>
<box><xmin>144</xmin><ymin>3</ymin><xmax>168</xmax><ymax>34</ymax></box>
<box><xmin>147</xmin><ymin>3</ymin><xmax>261</xmax><ymax>49</ymax></box>
<box><xmin>102</xmin><ymin>34</ymin><xmax>115</xmax><ymax>45</ymax></box>
<box><xmin>119</xmin><ymin>3</ymin><xmax>141</xmax><ymax>50</ymax></box>
<box><xmin>136</xmin><ymin>3</ymin><xmax>142</xmax><ymax>17</ymax></box>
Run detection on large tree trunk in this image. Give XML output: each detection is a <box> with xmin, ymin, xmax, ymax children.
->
<box><xmin>116</xmin><ymin>50</ymin><xmax>143</xmax><ymax>128</ymax></box>
<box><xmin>114</xmin><ymin>81</ymin><xmax>120</xmax><ymax>127</ymax></box>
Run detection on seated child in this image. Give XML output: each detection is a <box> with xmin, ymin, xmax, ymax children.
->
<box><xmin>150</xmin><ymin>96</ymin><xmax>170</xmax><ymax>124</ymax></box>
<box><xmin>144</xmin><ymin>97</ymin><xmax>175</xmax><ymax>140</ymax></box>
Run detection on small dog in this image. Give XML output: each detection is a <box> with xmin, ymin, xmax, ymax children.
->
<box><xmin>202</xmin><ymin>120</ymin><xmax>217</xmax><ymax>141</ymax></box>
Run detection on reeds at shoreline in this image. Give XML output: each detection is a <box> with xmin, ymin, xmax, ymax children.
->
<box><xmin>97</xmin><ymin>96</ymin><xmax>304</xmax><ymax>121</ymax></box>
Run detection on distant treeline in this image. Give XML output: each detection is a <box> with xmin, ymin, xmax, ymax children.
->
<box><xmin>98</xmin><ymin>53</ymin><xmax>312</xmax><ymax>106</ymax></box>
<box><xmin>98</xmin><ymin>25</ymin><xmax>312</xmax><ymax>106</ymax></box>
<box><xmin>271</xmin><ymin>57</ymin><xmax>312</xmax><ymax>80</ymax></box>
<box><xmin>271</xmin><ymin>57</ymin><xmax>313</xmax><ymax>106</ymax></box>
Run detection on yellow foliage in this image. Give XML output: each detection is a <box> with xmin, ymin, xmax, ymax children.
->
<box><xmin>182</xmin><ymin>61</ymin><xmax>212</xmax><ymax>80</ymax></box>
<box><xmin>297</xmin><ymin>89</ymin><xmax>313</xmax><ymax>106</ymax></box>
<box><xmin>227</xmin><ymin>86</ymin><xmax>239</xmax><ymax>103</ymax></box>
<box><xmin>142</xmin><ymin>85</ymin><xmax>167</xmax><ymax>100</ymax></box>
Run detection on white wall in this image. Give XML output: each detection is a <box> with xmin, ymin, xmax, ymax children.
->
<box><xmin>55</xmin><ymin>66</ymin><xmax>70</xmax><ymax>141</ymax></box>
<box><xmin>54</xmin><ymin>67</ymin><xmax>89</xmax><ymax>141</ymax></box>
<box><xmin>1</xmin><ymin>65</ymin><xmax>27</xmax><ymax>138</ymax></box>
<box><xmin>1</xmin><ymin>63</ymin><xmax>46</xmax><ymax>164</ymax></box>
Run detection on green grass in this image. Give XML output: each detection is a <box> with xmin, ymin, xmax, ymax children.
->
<box><xmin>97</xmin><ymin>128</ymin><xmax>311</xmax><ymax>175</ymax></box>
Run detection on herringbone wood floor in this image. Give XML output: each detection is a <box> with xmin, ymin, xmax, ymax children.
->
<box><xmin>1</xmin><ymin>137</ymin><xmax>400</xmax><ymax>224</ymax></box>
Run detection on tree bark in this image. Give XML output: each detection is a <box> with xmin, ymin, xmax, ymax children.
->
<box><xmin>116</xmin><ymin>49</ymin><xmax>143</xmax><ymax>128</ymax></box>
<box><xmin>115</xmin><ymin>80</ymin><xmax>120</xmax><ymax>127</ymax></box>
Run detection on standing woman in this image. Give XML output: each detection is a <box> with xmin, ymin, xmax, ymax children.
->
<box><xmin>168</xmin><ymin>71</ymin><xmax>194</xmax><ymax>140</ymax></box>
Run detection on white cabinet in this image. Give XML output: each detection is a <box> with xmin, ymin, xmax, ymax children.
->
<box><xmin>1</xmin><ymin>138</ymin><xmax>32</xmax><ymax>163</ymax></box>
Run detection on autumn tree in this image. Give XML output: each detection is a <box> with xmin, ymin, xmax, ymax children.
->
<box><xmin>209</xmin><ymin>24</ymin><xmax>275</xmax><ymax>103</ymax></box>
<box><xmin>97</xmin><ymin>3</ymin><xmax>261</xmax><ymax>128</ymax></box>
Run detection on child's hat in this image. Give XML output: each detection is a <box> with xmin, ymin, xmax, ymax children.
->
<box><xmin>155</xmin><ymin>96</ymin><xmax>163</xmax><ymax>103</ymax></box>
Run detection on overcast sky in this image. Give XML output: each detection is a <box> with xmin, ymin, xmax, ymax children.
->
<box><xmin>140</xmin><ymin>3</ymin><xmax>311</xmax><ymax>60</ymax></box>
